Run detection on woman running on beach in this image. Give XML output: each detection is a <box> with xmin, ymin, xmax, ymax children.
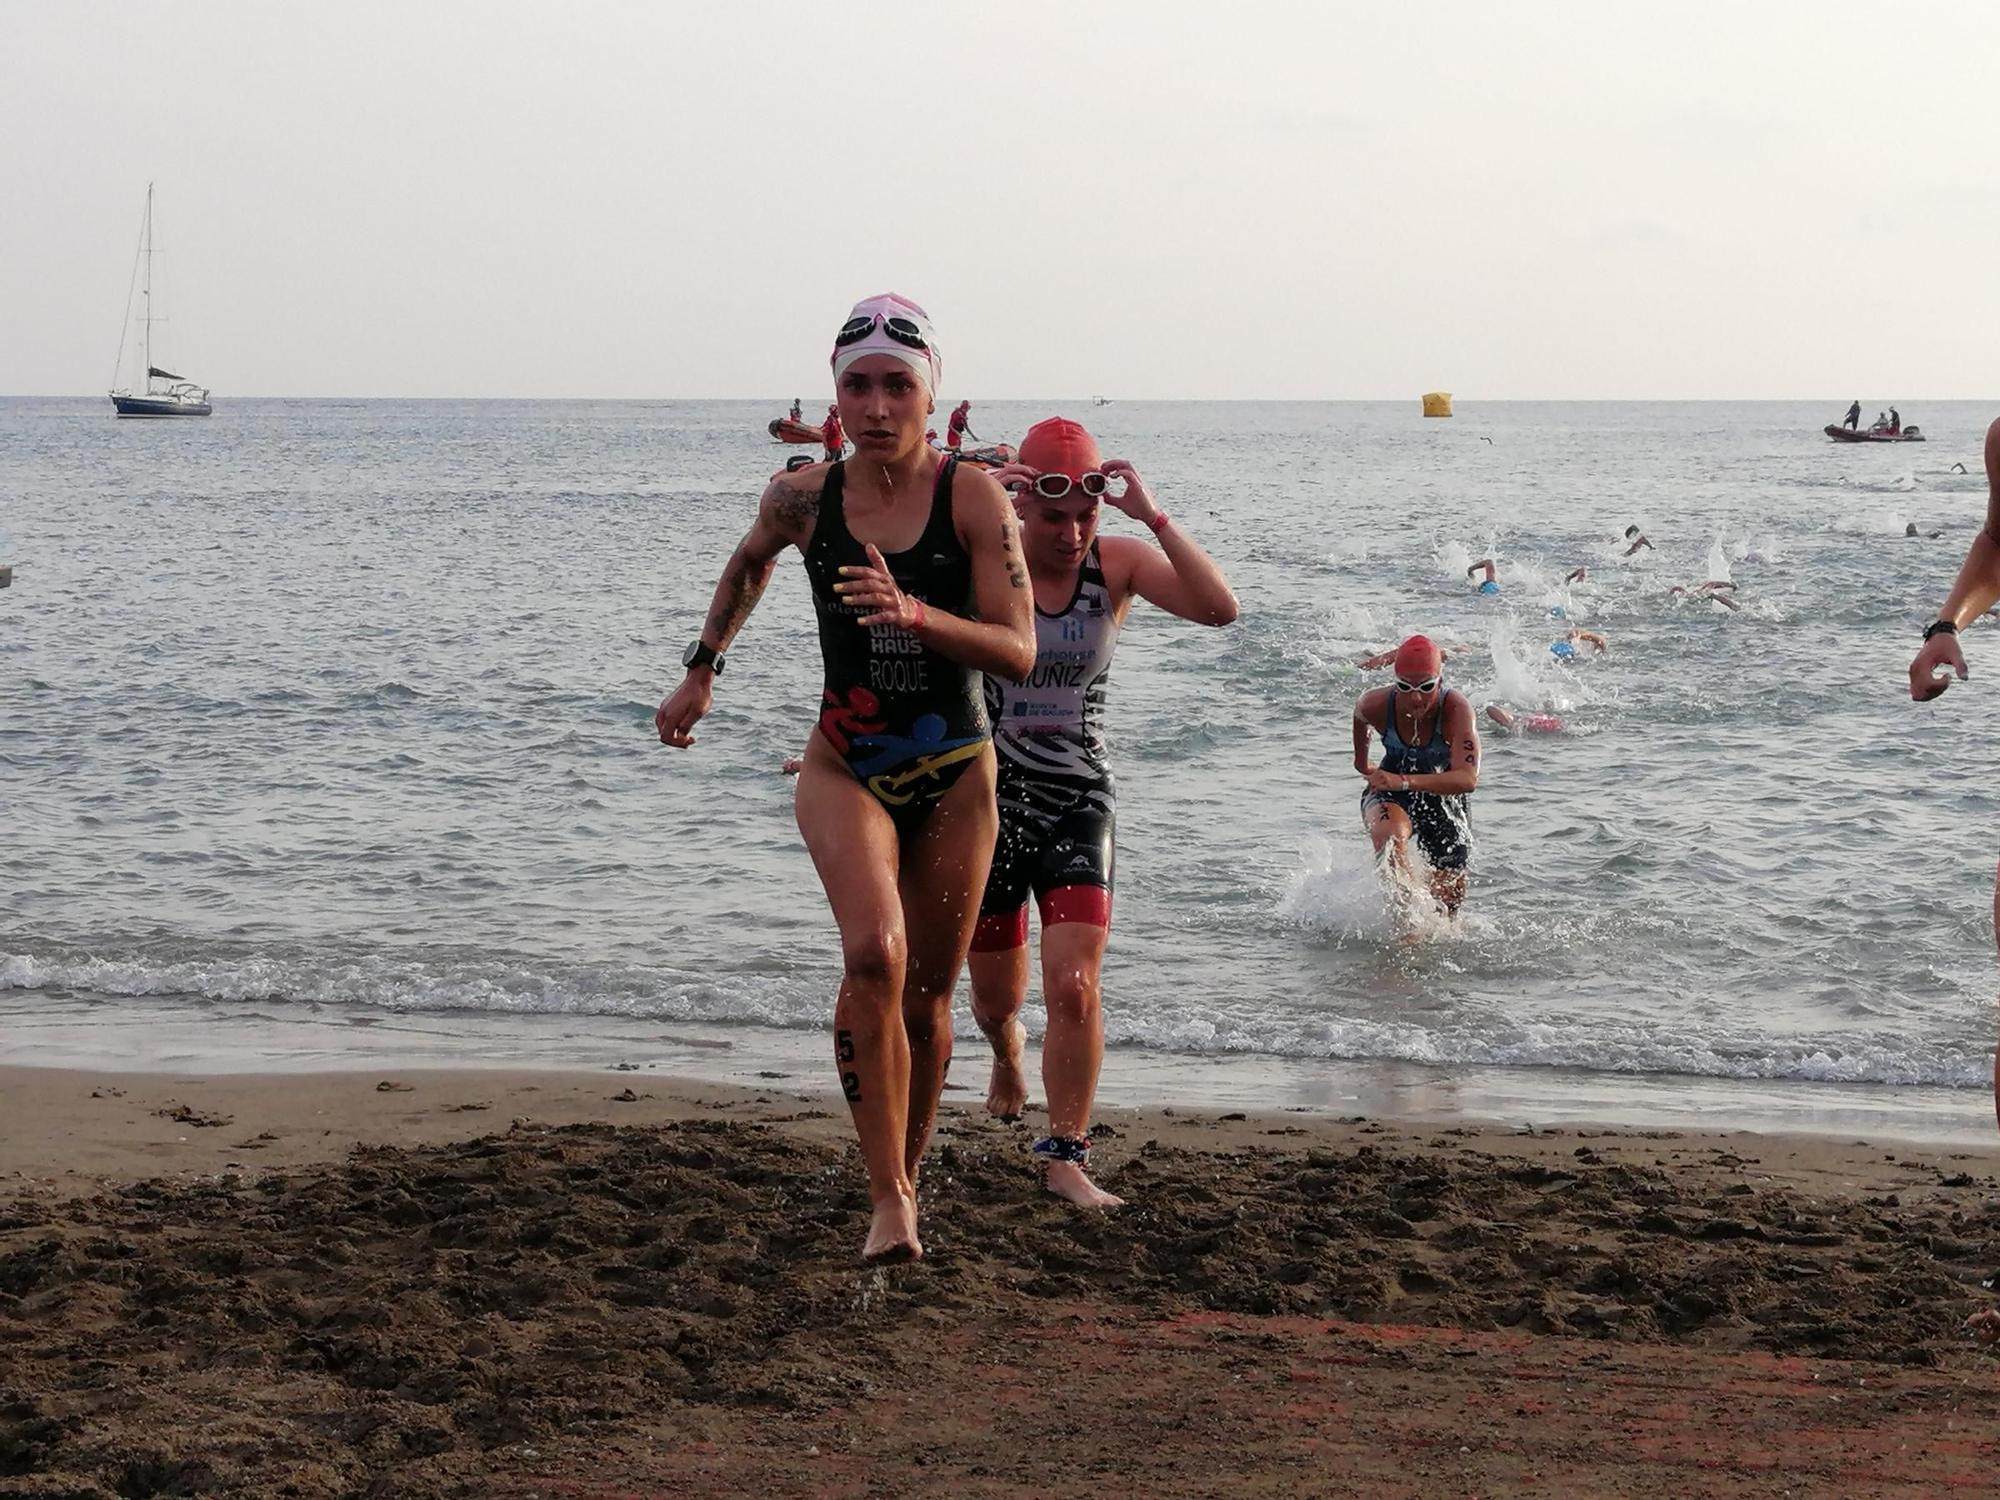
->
<box><xmin>656</xmin><ymin>294</ymin><xmax>1035</xmax><ymax>1262</ymax></box>
<box><xmin>1353</xmin><ymin>635</ymin><xmax>1481</xmax><ymax>925</ymax></box>
<box><xmin>966</xmin><ymin>419</ymin><xmax>1239</xmax><ymax>1210</ymax></box>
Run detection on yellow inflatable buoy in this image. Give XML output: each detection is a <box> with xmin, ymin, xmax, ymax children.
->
<box><xmin>1422</xmin><ymin>392</ymin><xmax>1453</xmax><ymax>418</ymax></box>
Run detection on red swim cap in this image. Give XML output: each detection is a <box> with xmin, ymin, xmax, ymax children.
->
<box><xmin>1019</xmin><ymin>417</ymin><xmax>1102</xmax><ymax>481</ymax></box>
<box><xmin>1393</xmin><ymin>635</ymin><xmax>1444</xmax><ymax>679</ymax></box>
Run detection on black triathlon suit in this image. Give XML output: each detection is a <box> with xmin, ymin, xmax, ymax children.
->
<box><xmin>803</xmin><ymin>455</ymin><xmax>989</xmax><ymax>837</ymax></box>
<box><xmin>977</xmin><ymin>541</ymin><xmax>1120</xmax><ymax>933</ymax></box>
<box><xmin>1360</xmin><ymin>687</ymin><xmax>1473</xmax><ymax>872</ymax></box>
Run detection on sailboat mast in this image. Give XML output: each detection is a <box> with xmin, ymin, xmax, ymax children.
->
<box><xmin>142</xmin><ymin>183</ymin><xmax>154</xmax><ymax>387</ymax></box>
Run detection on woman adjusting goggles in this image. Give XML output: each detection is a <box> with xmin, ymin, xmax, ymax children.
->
<box><xmin>1024</xmin><ymin>470</ymin><xmax>1111</xmax><ymax>501</ymax></box>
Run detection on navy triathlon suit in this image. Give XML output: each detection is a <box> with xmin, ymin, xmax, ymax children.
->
<box><xmin>1360</xmin><ymin>687</ymin><xmax>1473</xmax><ymax>873</ymax></box>
<box><xmin>974</xmin><ymin>541</ymin><xmax>1121</xmax><ymax>948</ymax></box>
<box><xmin>804</xmin><ymin>455</ymin><xmax>989</xmax><ymax>836</ymax></box>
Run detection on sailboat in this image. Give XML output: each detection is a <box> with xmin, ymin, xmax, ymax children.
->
<box><xmin>109</xmin><ymin>184</ymin><xmax>211</xmax><ymax>417</ymax></box>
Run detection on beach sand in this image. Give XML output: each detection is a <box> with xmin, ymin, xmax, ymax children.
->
<box><xmin>5</xmin><ymin>1065</ymin><xmax>2000</xmax><ymax>1497</ymax></box>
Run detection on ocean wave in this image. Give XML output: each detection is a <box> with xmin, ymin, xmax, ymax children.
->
<box><xmin>9</xmin><ymin>940</ymin><xmax>1977</xmax><ymax>1091</ymax></box>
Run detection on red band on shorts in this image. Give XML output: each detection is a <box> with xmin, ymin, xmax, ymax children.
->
<box><xmin>971</xmin><ymin>907</ymin><xmax>1029</xmax><ymax>952</ymax></box>
<box><xmin>1038</xmin><ymin>885</ymin><xmax>1111</xmax><ymax>929</ymax></box>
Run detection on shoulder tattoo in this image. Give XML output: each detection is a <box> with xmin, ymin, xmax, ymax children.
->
<box><xmin>767</xmin><ymin>476</ymin><xmax>821</xmax><ymax>537</ymax></box>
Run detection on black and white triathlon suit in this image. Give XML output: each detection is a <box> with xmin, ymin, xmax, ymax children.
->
<box><xmin>972</xmin><ymin>542</ymin><xmax>1121</xmax><ymax>949</ymax></box>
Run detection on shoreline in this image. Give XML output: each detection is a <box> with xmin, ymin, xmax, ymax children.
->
<box><xmin>5</xmin><ymin>1061</ymin><xmax>1999</xmax><ymax>1198</ymax></box>
<box><xmin>7</xmin><ymin>1068</ymin><xmax>2000</xmax><ymax>1496</ymax></box>
<box><xmin>4</xmin><ymin>998</ymin><xmax>1995</xmax><ymax>1144</ymax></box>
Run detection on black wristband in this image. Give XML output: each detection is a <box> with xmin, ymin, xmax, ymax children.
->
<box><xmin>1924</xmin><ymin>619</ymin><xmax>1958</xmax><ymax>642</ymax></box>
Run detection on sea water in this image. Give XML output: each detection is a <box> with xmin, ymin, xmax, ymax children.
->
<box><xmin>4</xmin><ymin>397</ymin><xmax>1998</xmax><ymax>1130</ymax></box>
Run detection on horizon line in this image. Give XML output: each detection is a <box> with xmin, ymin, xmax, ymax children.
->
<box><xmin>6</xmin><ymin>393</ymin><xmax>1995</xmax><ymax>405</ymax></box>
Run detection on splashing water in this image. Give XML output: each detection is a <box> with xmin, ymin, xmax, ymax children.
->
<box><xmin>1704</xmin><ymin>536</ymin><xmax>1733</xmax><ymax>585</ymax></box>
<box><xmin>1279</xmin><ymin>836</ymin><xmax>1399</xmax><ymax>942</ymax></box>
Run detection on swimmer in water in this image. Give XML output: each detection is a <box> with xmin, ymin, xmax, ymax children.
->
<box><xmin>1565</xmin><ymin>567</ymin><xmax>1589</xmax><ymax>584</ymax></box>
<box><xmin>1467</xmin><ymin>559</ymin><xmax>1500</xmax><ymax>595</ymax></box>
<box><xmin>1484</xmin><ymin>704</ymin><xmax>1564</xmax><ymax>734</ymax></box>
<box><xmin>1353</xmin><ymin>635</ymin><xmax>1481</xmax><ymax>924</ymax></box>
<box><xmin>1549</xmin><ymin>626</ymin><xmax>1609</xmax><ymax>661</ymax></box>
<box><xmin>1622</xmin><ymin>525</ymin><xmax>1654</xmax><ymax>556</ymax></box>
<box><xmin>1669</xmin><ymin>581</ymin><xmax>1739</xmax><ymax>612</ymax></box>
<box><xmin>1907</xmin><ymin>522</ymin><xmax>1946</xmax><ymax>540</ymax></box>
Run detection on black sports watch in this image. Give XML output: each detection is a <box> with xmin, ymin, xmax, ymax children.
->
<box><xmin>1923</xmin><ymin>619</ymin><xmax>1958</xmax><ymax>642</ymax></box>
<box><xmin>683</xmin><ymin>640</ymin><xmax>726</xmax><ymax>675</ymax></box>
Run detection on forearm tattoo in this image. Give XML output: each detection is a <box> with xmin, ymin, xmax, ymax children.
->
<box><xmin>704</xmin><ymin>553</ymin><xmax>772</xmax><ymax>648</ymax></box>
<box><xmin>1000</xmin><ymin>520</ymin><xmax>1028</xmax><ymax>590</ymax></box>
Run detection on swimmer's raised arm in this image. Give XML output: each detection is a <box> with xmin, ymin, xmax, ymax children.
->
<box><xmin>1911</xmin><ymin>416</ymin><xmax>2000</xmax><ymax>700</ymax></box>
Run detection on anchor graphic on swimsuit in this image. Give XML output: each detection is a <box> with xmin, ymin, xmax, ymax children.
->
<box><xmin>851</xmin><ymin>713</ymin><xmax>987</xmax><ymax>806</ymax></box>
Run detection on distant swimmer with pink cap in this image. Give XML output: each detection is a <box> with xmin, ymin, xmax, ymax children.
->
<box><xmin>1353</xmin><ymin>635</ymin><xmax>1482</xmax><ymax>922</ymax></box>
<box><xmin>1484</xmin><ymin>704</ymin><xmax>1565</xmax><ymax>734</ymax></box>
<box><xmin>968</xmin><ymin>418</ymin><xmax>1239</xmax><ymax>1209</ymax></box>
<box><xmin>656</xmin><ymin>293</ymin><xmax>1035</xmax><ymax>1263</ymax></box>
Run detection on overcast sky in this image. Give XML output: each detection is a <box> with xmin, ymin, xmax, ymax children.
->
<box><xmin>6</xmin><ymin>1</ymin><xmax>1997</xmax><ymax>400</ymax></box>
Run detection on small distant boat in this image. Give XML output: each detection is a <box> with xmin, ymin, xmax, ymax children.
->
<box><xmin>768</xmin><ymin>416</ymin><xmax>823</xmax><ymax>445</ymax></box>
<box><xmin>1825</xmin><ymin>423</ymin><xmax>1924</xmax><ymax>443</ymax></box>
<box><xmin>109</xmin><ymin>184</ymin><xmax>211</xmax><ymax>418</ymax></box>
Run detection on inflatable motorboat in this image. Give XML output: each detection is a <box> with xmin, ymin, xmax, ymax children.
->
<box><xmin>769</xmin><ymin>417</ymin><xmax>824</xmax><ymax>444</ymax></box>
<box><xmin>1825</xmin><ymin>424</ymin><xmax>1924</xmax><ymax>442</ymax></box>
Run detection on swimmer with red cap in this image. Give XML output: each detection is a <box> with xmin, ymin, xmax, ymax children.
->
<box><xmin>1352</xmin><ymin>634</ymin><xmax>1482</xmax><ymax>924</ymax></box>
<box><xmin>657</xmin><ymin>293</ymin><xmax>1035</xmax><ymax>1263</ymax></box>
<box><xmin>968</xmin><ymin>417</ymin><xmax>1239</xmax><ymax>1209</ymax></box>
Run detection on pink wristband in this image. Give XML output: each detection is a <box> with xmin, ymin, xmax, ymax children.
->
<box><xmin>1146</xmin><ymin>511</ymin><xmax>1171</xmax><ymax>536</ymax></box>
<box><xmin>911</xmin><ymin>598</ymin><xmax>927</xmax><ymax>631</ymax></box>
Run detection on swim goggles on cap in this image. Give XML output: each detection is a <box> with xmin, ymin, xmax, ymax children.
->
<box><xmin>1027</xmin><ymin>471</ymin><xmax>1110</xmax><ymax>500</ymax></box>
<box><xmin>834</xmin><ymin>313</ymin><xmax>931</xmax><ymax>353</ymax></box>
<box><xmin>1395</xmin><ymin>674</ymin><xmax>1441</xmax><ymax>692</ymax></box>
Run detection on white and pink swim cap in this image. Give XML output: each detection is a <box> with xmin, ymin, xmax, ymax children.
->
<box><xmin>831</xmin><ymin>293</ymin><xmax>942</xmax><ymax>395</ymax></box>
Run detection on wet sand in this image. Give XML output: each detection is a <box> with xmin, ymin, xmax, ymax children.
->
<box><xmin>5</xmin><ymin>1065</ymin><xmax>2000</xmax><ymax>1496</ymax></box>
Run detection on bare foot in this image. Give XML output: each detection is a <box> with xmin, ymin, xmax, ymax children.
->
<box><xmin>1044</xmin><ymin>1160</ymin><xmax>1124</xmax><ymax>1210</ymax></box>
<box><xmin>1968</xmin><ymin>1308</ymin><xmax>2000</xmax><ymax>1344</ymax></box>
<box><xmin>862</xmin><ymin>1194</ymin><xmax>922</xmax><ymax>1263</ymax></box>
<box><xmin>985</xmin><ymin>1020</ymin><xmax>1029</xmax><ymax>1120</ymax></box>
